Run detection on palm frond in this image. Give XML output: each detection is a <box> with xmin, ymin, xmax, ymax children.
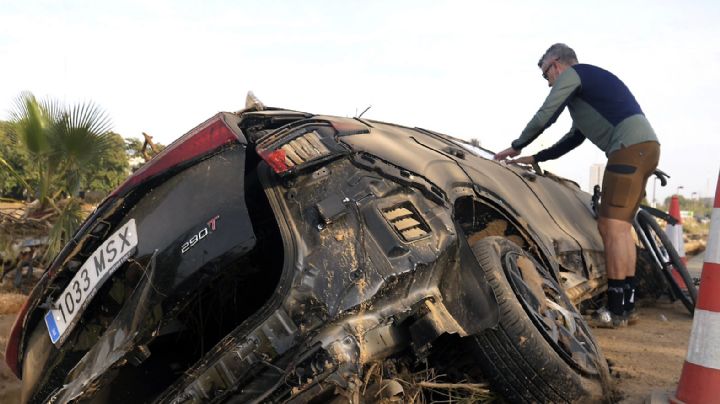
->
<box><xmin>0</xmin><ymin>156</ymin><xmax>31</xmax><ymax>191</ymax></box>
<box><xmin>53</xmin><ymin>102</ymin><xmax>114</xmax><ymax>196</ymax></box>
<box><xmin>40</xmin><ymin>96</ymin><xmax>65</xmax><ymax>123</ymax></box>
<box><xmin>8</xmin><ymin>92</ymin><xmax>115</xmax><ymax>204</ymax></box>
<box><xmin>58</xmin><ymin>101</ymin><xmax>114</xmax><ymax>167</ymax></box>
<box><xmin>67</xmin><ymin>100</ymin><xmax>113</xmax><ymax>136</ymax></box>
<box><xmin>9</xmin><ymin>92</ymin><xmax>51</xmax><ymax>156</ymax></box>
<box><xmin>43</xmin><ymin>198</ymin><xmax>84</xmax><ymax>262</ymax></box>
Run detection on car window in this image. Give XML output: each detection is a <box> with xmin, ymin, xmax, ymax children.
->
<box><xmin>453</xmin><ymin>140</ymin><xmax>495</xmax><ymax>160</ymax></box>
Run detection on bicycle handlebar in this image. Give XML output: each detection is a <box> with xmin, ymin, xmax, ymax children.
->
<box><xmin>639</xmin><ymin>204</ymin><xmax>678</xmax><ymax>225</ymax></box>
<box><xmin>653</xmin><ymin>169</ymin><xmax>670</xmax><ymax>187</ymax></box>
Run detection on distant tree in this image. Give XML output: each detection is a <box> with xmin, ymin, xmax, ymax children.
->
<box><xmin>0</xmin><ymin>120</ymin><xmax>35</xmax><ymax>198</ymax></box>
<box><xmin>82</xmin><ymin>132</ymin><xmax>129</xmax><ymax>193</ymax></box>
<box><xmin>125</xmin><ymin>137</ymin><xmax>144</xmax><ymax>157</ymax></box>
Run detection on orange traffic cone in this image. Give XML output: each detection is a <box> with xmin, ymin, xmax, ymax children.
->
<box><xmin>672</xmin><ymin>170</ymin><xmax>720</xmax><ymax>403</ymax></box>
<box><xmin>666</xmin><ymin>195</ymin><xmax>689</xmax><ymax>289</ymax></box>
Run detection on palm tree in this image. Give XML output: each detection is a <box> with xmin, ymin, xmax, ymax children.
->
<box><xmin>9</xmin><ymin>93</ymin><xmax>53</xmax><ymax>207</ymax></box>
<box><xmin>9</xmin><ymin>92</ymin><xmax>114</xmax><ymax>259</ymax></box>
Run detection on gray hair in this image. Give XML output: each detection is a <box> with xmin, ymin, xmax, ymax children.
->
<box><xmin>538</xmin><ymin>43</ymin><xmax>578</xmax><ymax>67</ymax></box>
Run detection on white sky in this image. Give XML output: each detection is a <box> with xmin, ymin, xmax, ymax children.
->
<box><xmin>1</xmin><ymin>0</ymin><xmax>718</xmax><ymax>203</ymax></box>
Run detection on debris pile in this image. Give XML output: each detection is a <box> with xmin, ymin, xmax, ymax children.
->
<box><xmin>1</xmin><ymin>200</ymin><xmax>50</xmax><ymax>293</ymax></box>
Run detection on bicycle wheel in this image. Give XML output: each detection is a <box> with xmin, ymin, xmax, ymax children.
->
<box><xmin>634</xmin><ymin>247</ymin><xmax>670</xmax><ymax>301</ymax></box>
<box><xmin>635</xmin><ymin>209</ymin><xmax>697</xmax><ymax>314</ymax></box>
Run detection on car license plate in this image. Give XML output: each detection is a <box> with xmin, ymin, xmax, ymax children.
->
<box><xmin>45</xmin><ymin>219</ymin><xmax>138</xmax><ymax>345</ymax></box>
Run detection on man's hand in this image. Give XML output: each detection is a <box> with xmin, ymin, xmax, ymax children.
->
<box><xmin>512</xmin><ymin>155</ymin><xmax>536</xmax><ymax>165</ymax></box>
<box><xmin>494</xmin><ymin>147</ymin><xmax>520</xmax><ymax>161</ymax></box>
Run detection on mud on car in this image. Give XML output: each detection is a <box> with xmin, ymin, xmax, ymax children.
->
<box><xmin>6</xmin><ymin>97</ymin><xmax>613</xmax><ymax>403</ymax></box>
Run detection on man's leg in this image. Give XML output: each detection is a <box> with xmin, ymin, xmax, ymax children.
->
<box><xmin>594</xmin><ymin>142</ymin><xmax>660</xmax><ymax>328</ymax></box>
<box><xmin>20</xmin><ymin>263</ymin><xmax>32</xmax><ymax>293</ymax></box>
<box><xmin>598</xmin><ymin>217</ymin><xmax>634</xmax><ymax>281</ymax></box>
<box><xmin>597</xmin><ymin>217</ymin><xmax>634</xmax><ymax>325</ymax></box>
<box><xmin>624</xmin><ymin>227</ymin><xmax>637</xmax><ymax>316</ymax></box>
<box><xmin>14</xmin><ymin>264</ymin><xmax>22</xmax><ymax>289</ymax></box>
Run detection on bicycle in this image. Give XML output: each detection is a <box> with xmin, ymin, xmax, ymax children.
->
<box><xmin>592</xmin><ymin>169</ymin><xmax>698</xmax><ymax>315</ymax></box>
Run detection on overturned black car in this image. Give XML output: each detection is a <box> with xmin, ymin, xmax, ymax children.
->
<box><xmin>7</xmin><ymin>96</ymin><xmax>613</xmax><ymax>403</ymax></box>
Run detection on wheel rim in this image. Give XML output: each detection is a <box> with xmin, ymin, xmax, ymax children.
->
<box><xmin>646</xmin><ymin>231</ymin><xmax>672</xmax><ymax>266</ymax></box>
<box><xmin>503</xmin><ymin>252</ymin><xmax>602</xmax><ymax>376</ymax></box>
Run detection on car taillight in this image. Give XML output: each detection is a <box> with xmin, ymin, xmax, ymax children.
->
<box><xmin>261</xmin><ymin>130</ymin><xmax>332</xmax><ymax>174</ymax></box>
<box><xmin>5</xmin><ymin>295</ymin><xmax>33</xmax><ymax>378</ymax></box>
<box><xmin>110</xmin><ymin>113</ymin><xmax>245</xmax><ymax>197</ymax></box>
<box><xmin>257</xmin><ymin>118</ymin><xmax>368</xmax><ymax>174</ymax></box>
<box><xmin>260</xmin><ymin>149</ymin><xmax>289</xmax><ymax>174</ymax></box>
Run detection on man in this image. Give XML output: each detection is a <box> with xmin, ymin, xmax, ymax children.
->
<box><xmin>494</xmin><ymin>43</ymin><xmax>660</xmax><ymax>328</ymax></box>
<box><xmin>14</xmin><ymin>247</ymin><xmax>34</xmax><ymax>292</ymax></box>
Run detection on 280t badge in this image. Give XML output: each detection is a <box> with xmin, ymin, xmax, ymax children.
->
<box><xmin>181</xmin><ymin>215</ymin><xmax>220</xmax><ymax>254</ymax></box>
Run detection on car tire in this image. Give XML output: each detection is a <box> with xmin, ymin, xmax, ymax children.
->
<box><xmin>467</xmin><ymin>236</ymin><xmax>611</xmax><ymax>403</ymax></box>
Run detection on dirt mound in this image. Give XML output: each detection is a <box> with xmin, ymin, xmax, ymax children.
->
<box><xmin>0</xmin><ymin>294</ymin><xmax>26</xmax><ymax>315</ymax></box>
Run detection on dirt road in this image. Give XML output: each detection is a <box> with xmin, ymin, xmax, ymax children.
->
<box><xmin>595</xmin><ymin>300</ymin><xmax>692</xmax><ymax>403</ymax></box>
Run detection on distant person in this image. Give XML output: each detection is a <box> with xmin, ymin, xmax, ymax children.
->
<box><xmin>14</xmin><ymin>247</ymin><xmax>34</xmax><ymax>292</ymax></box>
<box><xmin>494</xmin><ymin>43</ymin><xmax>660</xmax><ymax>328</ymax></box>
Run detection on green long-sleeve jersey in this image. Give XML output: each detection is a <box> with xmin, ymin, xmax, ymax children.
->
<box><xmin>512</xmin><ymin>64</ymin><xmax>658</xmax><ymax>162</ymax></box>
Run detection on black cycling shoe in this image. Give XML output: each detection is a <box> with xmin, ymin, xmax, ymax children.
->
<box><xmin>589</xmin><ymin>307</ymin><xmax>628</xmax><ymax>329</ymax></box>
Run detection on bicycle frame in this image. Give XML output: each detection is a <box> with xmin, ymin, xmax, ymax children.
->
<box><xmin>633</xmin><ymin>212</ymin><xmax>669</xmax><ymax>272</ymax></box>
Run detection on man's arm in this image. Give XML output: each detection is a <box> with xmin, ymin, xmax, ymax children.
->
<box><xmin>510</xmin><ymin>68</ymin><xmax>582</xmax><ymax>151</ymax></box>
<box><xmin>534</xmin><ymin>128</ymin><xmax>586</xmax><ymax>162</ymax></box>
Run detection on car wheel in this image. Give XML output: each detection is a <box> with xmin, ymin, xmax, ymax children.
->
<box><xmin>468</xmin><ymin>236</ymin><xmax>611</xmax><ymax>403</ymax></box>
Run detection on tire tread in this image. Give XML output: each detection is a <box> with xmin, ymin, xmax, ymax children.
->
<box><xmin>467</xmin><ymin>237</ymin><xmax>608</xmax><ymax>403</ymax></box>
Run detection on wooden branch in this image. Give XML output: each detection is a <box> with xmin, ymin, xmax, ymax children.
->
<box><xmin>141</xmin><ymin>132</ymin><xmax>160</xmax><ymax>161</ymax></box>
<box><xmin>415</xmin><ymin>381</ymin><xmax>489</xmax><ymax>391</ymax></box>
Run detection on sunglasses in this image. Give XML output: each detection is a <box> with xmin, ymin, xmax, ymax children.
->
<box><xmin>542</xmin><ymin>59</ymin><xmax>559</xmax><ymax>80</ymax></box>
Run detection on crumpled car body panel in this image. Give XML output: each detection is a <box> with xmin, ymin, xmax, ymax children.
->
<box><xmin>7</xmin><ymin>107</ymin><xmax>607</xmax><ymax>403</ymax></box>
